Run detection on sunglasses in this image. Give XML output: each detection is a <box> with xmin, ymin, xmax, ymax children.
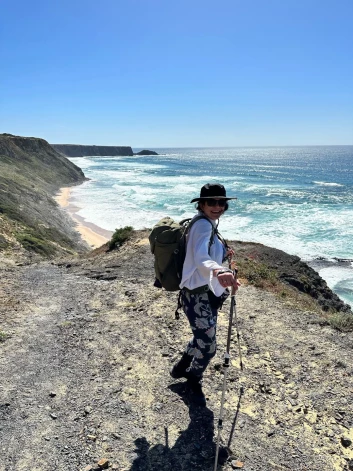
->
<box><xmin>205</xmin><ymin>198</ymin><xmax>227</xmax><ymax>207</ymax></box>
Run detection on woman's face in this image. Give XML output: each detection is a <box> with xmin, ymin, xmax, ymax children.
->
<box><xmin>200</xmin><ymin>198</ymin><xmax>226</xmax><ymax>220</ymax></box>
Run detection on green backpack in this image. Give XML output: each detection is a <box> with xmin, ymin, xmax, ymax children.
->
<box><xmin>149</xmin><ymin>215</ymin><xmax>215</xmax><ymax>291</ymax></box>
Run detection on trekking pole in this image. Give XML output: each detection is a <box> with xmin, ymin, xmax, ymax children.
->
<box><xmin>214</xmin><ymin>259</ymin><xmax>241</xmax><ymax>471</ymax></box>
<box><xmin>232</xmin><ymin>267</ymin><xmax>243</xmax><ymax>371</ymax></box>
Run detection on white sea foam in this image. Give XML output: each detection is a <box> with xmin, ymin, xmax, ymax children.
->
<box><xmin>313</xmin><ymin>181</ymin><xmax>344</xmax><ymax>187</ymax></box>
<box><xmin>69</xmin><ymin>157</ymin><xmax>103</xmax><ymax>169</ymax></box>
<box><xmin>317</xmin><ymin>266</ymin><xmax>353</xmax><ymax>305</ymax></box>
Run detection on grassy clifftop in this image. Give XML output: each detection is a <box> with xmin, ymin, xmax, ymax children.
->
<box><xmin>0</xmin><ymin>133</ymin><xmax>88</xmax><ymax>258</ymax></box>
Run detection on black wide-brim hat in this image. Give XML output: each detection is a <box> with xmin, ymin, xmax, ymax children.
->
<box><xmin>190</xmin><ymin>183</ymin><xmax>237</xmax><ymax>203</ymax></box>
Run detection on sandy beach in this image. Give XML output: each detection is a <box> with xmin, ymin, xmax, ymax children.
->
<box><xmin>54</xmin><ymin>187</ymin><xmax>113</xmax><ymax>249</ymax></box>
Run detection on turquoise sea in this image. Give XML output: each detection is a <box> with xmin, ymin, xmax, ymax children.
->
<box><xmin>67</xmin><ymin>146</ymin><xmax>353</xmax><ymax>308</ymax></box>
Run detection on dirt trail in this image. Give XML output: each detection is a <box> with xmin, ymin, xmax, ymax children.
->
<box><xmin>1</xmin><ymin>237</ymin><xmax>353</xmax><ymax>471</ymax></box>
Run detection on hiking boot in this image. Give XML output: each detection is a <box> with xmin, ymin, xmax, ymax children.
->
<box><xmin>170</xmin><ymin>353</ymin><xmax>192</xmax><ymax>379</ymax></box>
<box><xmin>185</xmin><ymin>372</ymin><xmax>206</xmax><ymax>407</ymax></box>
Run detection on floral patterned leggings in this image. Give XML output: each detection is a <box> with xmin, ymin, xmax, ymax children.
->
<box><xmin>181</xmin><ymin>288</ymin><xmax>219</xmax><ymax>376</ymax></box>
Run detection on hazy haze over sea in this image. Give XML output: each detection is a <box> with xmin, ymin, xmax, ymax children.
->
<box><xmin>67</xmin><ymin>146</ymin><xmax>353</xmax><ymax>307</ymax></box>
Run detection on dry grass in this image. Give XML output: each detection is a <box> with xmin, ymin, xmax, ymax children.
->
<box><xmin>237</xmin><ymin>257</ymin><xmax>353</xmax><ymax>331</ymax></box>
<box><xmin>328</xmin><ymin>312</ymin><xmax>353</xmax><ymax>332</ymax></box>
<box><xmin>237</xmin><ymin>259</ymin><xmax>277</xmax><ymax>289</ymax></box>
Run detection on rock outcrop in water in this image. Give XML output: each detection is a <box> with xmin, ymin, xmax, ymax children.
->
<box><xmin>134</xmin><ymin>149</ymin><xmax>159</xmax><ymax>155</ymax></box>
<box><xmin>51</xmin><ymin>144</ymin><xmax>133</xmax><ymax>157</ymax></box>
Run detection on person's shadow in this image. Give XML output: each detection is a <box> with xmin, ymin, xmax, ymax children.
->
<box><xmin>127</xmin><ymin>382</ymin><xmax>233</xmax><ymax>471</ymax></box>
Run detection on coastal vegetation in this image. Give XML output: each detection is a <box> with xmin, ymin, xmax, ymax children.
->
<box><xmin>328</xmin><ymin>311</ymin><xmax>353</xmax><ymax>332</ymax></box>
<box><xmin>236</xmin><ymin>258</ymin><xmax>278</xmax><ymax>288</ymax></box>
<box><xmin>108</xmin><ymin>226</ymin><xmax>134</xmax><ymax>251</ymax></box>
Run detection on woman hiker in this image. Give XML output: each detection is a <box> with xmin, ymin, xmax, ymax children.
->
<box><xmin>170</xmin><ymin>183</ymin><xmax>239</xmax><ymax>406</ymax></box>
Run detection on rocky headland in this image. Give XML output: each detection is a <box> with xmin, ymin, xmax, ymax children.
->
<box><xmin>51</xmin><ymin>144</ymin><xmax>160</xmax><ymax>157</ymax></box>
<box><xmin>0</xmin><ymin>134</ymin><xmax>353</xmax><ymax>471</ymax></box>
<box><xmin>51</xmin><ymin>144</ymin><xmax>134</xmax><ymax>157</ymax></box>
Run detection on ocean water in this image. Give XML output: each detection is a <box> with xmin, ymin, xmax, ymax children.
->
<box><xmin>67</xmin><ymin>146</ymin><xmax>353</xmax><ymax>307</ymax></box>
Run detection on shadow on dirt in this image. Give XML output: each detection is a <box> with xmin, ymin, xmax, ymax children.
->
<box><xmin>127</xmin><ymin>382</ymin><xmax>235</xmax><ymax>471</ymax></box>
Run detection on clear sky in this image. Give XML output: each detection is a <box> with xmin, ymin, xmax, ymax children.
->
<box><xmin>1</xmin><ymin>0</ymin><xmax>352</xmax><ymax>147</ymax></box>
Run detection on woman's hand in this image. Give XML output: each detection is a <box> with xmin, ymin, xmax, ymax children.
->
<box><xmin>215</xmin><ymin>270</ymin><xmax>240</xmax><ymax>290</ymax></box>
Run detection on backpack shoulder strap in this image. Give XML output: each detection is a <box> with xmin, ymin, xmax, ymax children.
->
<box><xmin>188</xmin><ymin>216</ymin><xmax>229</xmax><ymax>252</ymax></box>
<box><xmin>215</xmin><ymin>229</ymin><xmax>228</xmax><ymax>249</ymax></box>
<box><xmin>183</xmin><ymin>214</ymin><xmax>211</xmax><ymax>235</ymax></box>
<box><xmin>183</xmin><ymin>215</ymin><xmax>216</xmax><ymax>253</ymax></box>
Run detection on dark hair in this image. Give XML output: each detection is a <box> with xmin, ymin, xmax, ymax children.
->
<box><xmin>196</xmin><ymin>201</ymin><xmax>229</xmax><ymax>212</ymax></box>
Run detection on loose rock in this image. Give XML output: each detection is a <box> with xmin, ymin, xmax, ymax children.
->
<box><xmin>341</xmin><ymin>437</ymin><xmax>352</xmax><ymax>448</ymax></box>
<box><xmin>231</xmin><ymin>460</ymin><xmax>245</xmax><ymax>469</ymax></box>
<box><xmin>97</xmin><ymin>458</ymin><xmax>109</xmax><ymax>469</ymax></box>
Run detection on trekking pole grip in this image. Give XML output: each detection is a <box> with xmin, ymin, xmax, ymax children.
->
<box><xmin>228</xmin><ymin>258</ymin><xmax>238</xmax><ymax>296</ymax></box>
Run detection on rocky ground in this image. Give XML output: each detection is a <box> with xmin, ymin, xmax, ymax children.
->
<box><xmin>1</xmin><ymin>232</ymin><xmax>353</xmax><ymax>471</ymax></box>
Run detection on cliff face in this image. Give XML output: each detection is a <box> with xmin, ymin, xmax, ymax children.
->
<box><xmin>0</xmin><ymin>133</ymin><xmax>88</xmax><ymax>258</ymax></box>
<box><xmin>0</xmin><ymin>134</ymin><xmax>86</xmax><ymax>189</ymax></box>
<box><xmin>51</xmin><ymin>144</ymin><xmax>133</xmax><ymax>157</ymax></box>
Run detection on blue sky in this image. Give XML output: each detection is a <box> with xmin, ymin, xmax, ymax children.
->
<box><xmin>1</xmin><ymin>0</ymin><xmax>352</xmax><ymax>147</ymax></box>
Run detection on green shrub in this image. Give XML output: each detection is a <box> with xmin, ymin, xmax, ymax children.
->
<box><xmin>328</xmin><ymin>313</ymin><xmax>353</xmax><ymax>332</ymax></box>
<box><xmin>108</xmin><ymin>226</ymin><xmax>134</xmax><ymax>251</ymax></box>
<box><xmin>0</xmin><ymin>331</ymin><xmax>8</xmax><ymax>342</ymax></box>
<box><xmin>38</xmin><ymin>226</ymin><xmax>74</xmax><ymax>249</ymax></box>
<box><xmin>0</xmin><ymin>202</ymin><xmax>28</xmax><ymax>224</ymax></box>
<box><xmin>16</xmin><ymin>232</ymin><xmax>56</xmax><ymax>256</ymax></box>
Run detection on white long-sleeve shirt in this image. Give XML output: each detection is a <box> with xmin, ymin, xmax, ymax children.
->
<box><xmin>180</xmin><ymin>213</ymin><xmax>226</xmax><ymax>297</ymax></box>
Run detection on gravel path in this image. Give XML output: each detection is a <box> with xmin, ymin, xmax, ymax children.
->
<box><xmin>1</xmin><ymin>236</ymin><xmax>353</xmax><ymax>471</ymax></box>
